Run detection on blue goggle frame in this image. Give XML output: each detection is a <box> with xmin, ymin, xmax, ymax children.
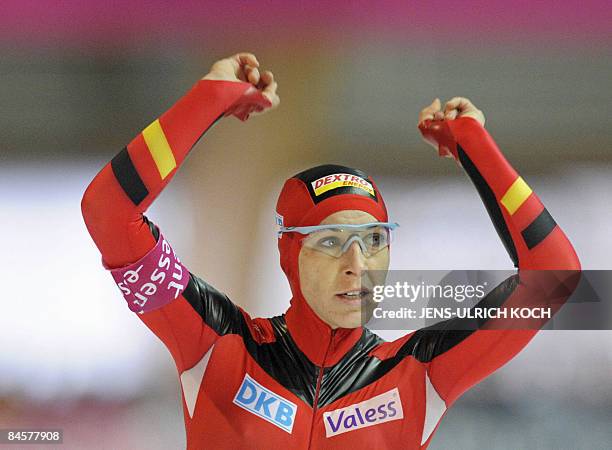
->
<box><xmin>277</xmin><ymin>221</ymin><xmax>400</xmax><ymax>238</ymax></box>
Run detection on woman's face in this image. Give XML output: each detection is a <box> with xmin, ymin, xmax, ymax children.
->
<box><xmin>298</xmin><ymin>210</ymin><xmax>390</xmax><ymax>329</ymax></box>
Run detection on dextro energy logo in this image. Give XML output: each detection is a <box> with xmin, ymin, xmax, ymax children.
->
<box><xmin>233</xmin><ymin>374</ymin><xmax>297</xmax><ymax>433</ymax></box>
<box><xmin>323</xmin><ymin>388</ymin><xmax>403</xmax><ymax>437</ymax></box>
<box><xmin>312</xmin><ymin>173</ymin><xmax>375</xmax><ymax>197</ymax></box>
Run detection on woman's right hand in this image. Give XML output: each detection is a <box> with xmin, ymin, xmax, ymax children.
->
<box><xmin>203</xmin><ymin>53</ymin><xmax>280</xmax><ymax>120</ymax></box>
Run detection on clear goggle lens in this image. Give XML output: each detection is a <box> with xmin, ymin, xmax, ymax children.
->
<box><xmin>279</xmin><ymin>222</ymin><xmax>399</xmax><ymax>258</ymax></box>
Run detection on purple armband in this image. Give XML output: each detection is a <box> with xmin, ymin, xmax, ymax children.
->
<box><xmin>105</xmin><ymin>233</ymin><xmax>190</xmax><ymax>314</ymax></box>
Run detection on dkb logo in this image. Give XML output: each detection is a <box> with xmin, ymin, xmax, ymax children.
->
<box><xmin>233</xmin><ymin>373</ymin><xmax>297</xmax><ymax>433</ymax></box>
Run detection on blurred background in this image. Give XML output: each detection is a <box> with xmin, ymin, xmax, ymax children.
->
<box><xmin>1</xmin><ymin>1</ymin><xmax>611</xmax><ymax>448</ymax></box>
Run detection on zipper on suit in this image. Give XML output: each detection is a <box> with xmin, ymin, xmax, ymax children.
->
<box><xmin>307</xmin><ymin>329</ymin><xmax>336</xmax><ymax>449</ymax></box>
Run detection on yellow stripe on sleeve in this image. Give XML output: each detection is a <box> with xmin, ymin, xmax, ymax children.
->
<box><xmin>501</xmin><ymin>176</ymin><xmax>532</xmax><ymax>215</ymax></box>
<box><xmin>142</xmin><ymin>119</ymin><xmax>176</xmax><ymax>179</ymax></box>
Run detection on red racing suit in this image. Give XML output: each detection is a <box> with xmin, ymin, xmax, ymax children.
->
<box><xmin>81</xmin><ymin>79</ymin><xmax>581</xmax><ymax>449</ymax></box>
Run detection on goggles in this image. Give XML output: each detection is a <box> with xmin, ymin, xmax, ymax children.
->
<box><xmin>278</xmin><ymin>222</ymin><xmax>399</xmax><ymax>258</ymax></box>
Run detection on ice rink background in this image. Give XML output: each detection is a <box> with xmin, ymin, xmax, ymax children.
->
<box><xmin>1</xmin><ymin>1</ymin><xmax>611</xmax><ymax>449</ymax></box>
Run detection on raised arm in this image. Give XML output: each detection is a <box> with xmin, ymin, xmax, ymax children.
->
<box><xmin>418</xmin><ymin>97</ymin><xmax>579</xmax><ymax>271</ymax></box>
<box><xmin>391</xmin><ymin>99</ymin><xmax>581</xmax><ymax>441</ymax></box>
<box><xmin>80</xmin><ymin>53</ymin><xmax>279</xmax><ymax>371</ymax></box>
<box><xmin>81</xmin><ymin>53</ymin><xmax>278</xmax><ymax>268</ymax></box>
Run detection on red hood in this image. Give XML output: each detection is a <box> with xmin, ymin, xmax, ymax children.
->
<box><xmin>276</xmin><ymin>166</ymin><xmax>388</xmax><ymax>367</ymax></box>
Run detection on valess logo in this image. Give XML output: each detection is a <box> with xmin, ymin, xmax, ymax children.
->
<box><xmin>312</xmin><ymin>173</ymin><xmax>375</xmax><ymax>197</ymax></box>
<box><xmin>233</xmin><ymin>373</ymin><xmax>297</xmax><ymax>433</ymax></box>
<box><xmin>323</xmin><ymin>388</ymin><xmax>403</xmax><ymax>437</ymax></box>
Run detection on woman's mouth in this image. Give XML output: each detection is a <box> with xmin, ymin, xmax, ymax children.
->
<box><xmin>335</xmin><ymin>289</ymin><xmax>372</xmax><ymax>304</ymax></box>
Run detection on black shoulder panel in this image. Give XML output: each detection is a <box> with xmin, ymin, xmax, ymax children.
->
<box><xmin>244</xmin><ymin>316</ymin><xmax>319</xmax><ymax>407</ymax></box>
<box><xmin>396</xmin><ymin>274</ymin><xmax>520</xmax><ymax>363</ymax></box>
<box><xmin>181</xmin><ymin>280</ymin><xmax>320</xmax><ymax>406</ymax></box>
<box><xmin>181</xmin><ymin>274</ymin><xmax>247</xmax><ymax>337</ymax></box>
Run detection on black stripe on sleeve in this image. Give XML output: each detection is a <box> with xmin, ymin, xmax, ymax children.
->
<box><xmin>457</xmin><ymin>145</ymin><xmax>519</xmax><ymax>267</ymax></box>
<box><xmin>111</xmin><ymin>147</ymin><xmax>149</xmax><ymax>206</ymax></box>
<box><xmin>521</xmin><ymin>208</ymin><xmax>557</xmax><ymax>249</ymax></box>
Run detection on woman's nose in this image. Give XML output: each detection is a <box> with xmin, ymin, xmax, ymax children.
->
<box><xmin>342</xmin><ymin>241</ymin><xmax>367</xmax><ymax>275</ymax></box>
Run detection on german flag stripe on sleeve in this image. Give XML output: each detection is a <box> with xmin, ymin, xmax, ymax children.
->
<box><xmin>142</xmin><ymin>119</ymin><xmax>177</xmax><ymax>180</ymax></box>
<box><xmin>509</xmin><ymin>194</ymin><xmax>544</xmax><ymax>231</ymax></box>
<box><xmin>500</xmin><ymin>177</ymin><xmax>532</xmax><ymax>215</ymax></box>
<box><xmin>521</xmin><ymin>208</ymin><xmax>557</xmax><ymax>249</ymax></box>
<box><xmin>111</xmin><ymin>147</ymin><xmax>149</xmax><ymax>206</ymax></box>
